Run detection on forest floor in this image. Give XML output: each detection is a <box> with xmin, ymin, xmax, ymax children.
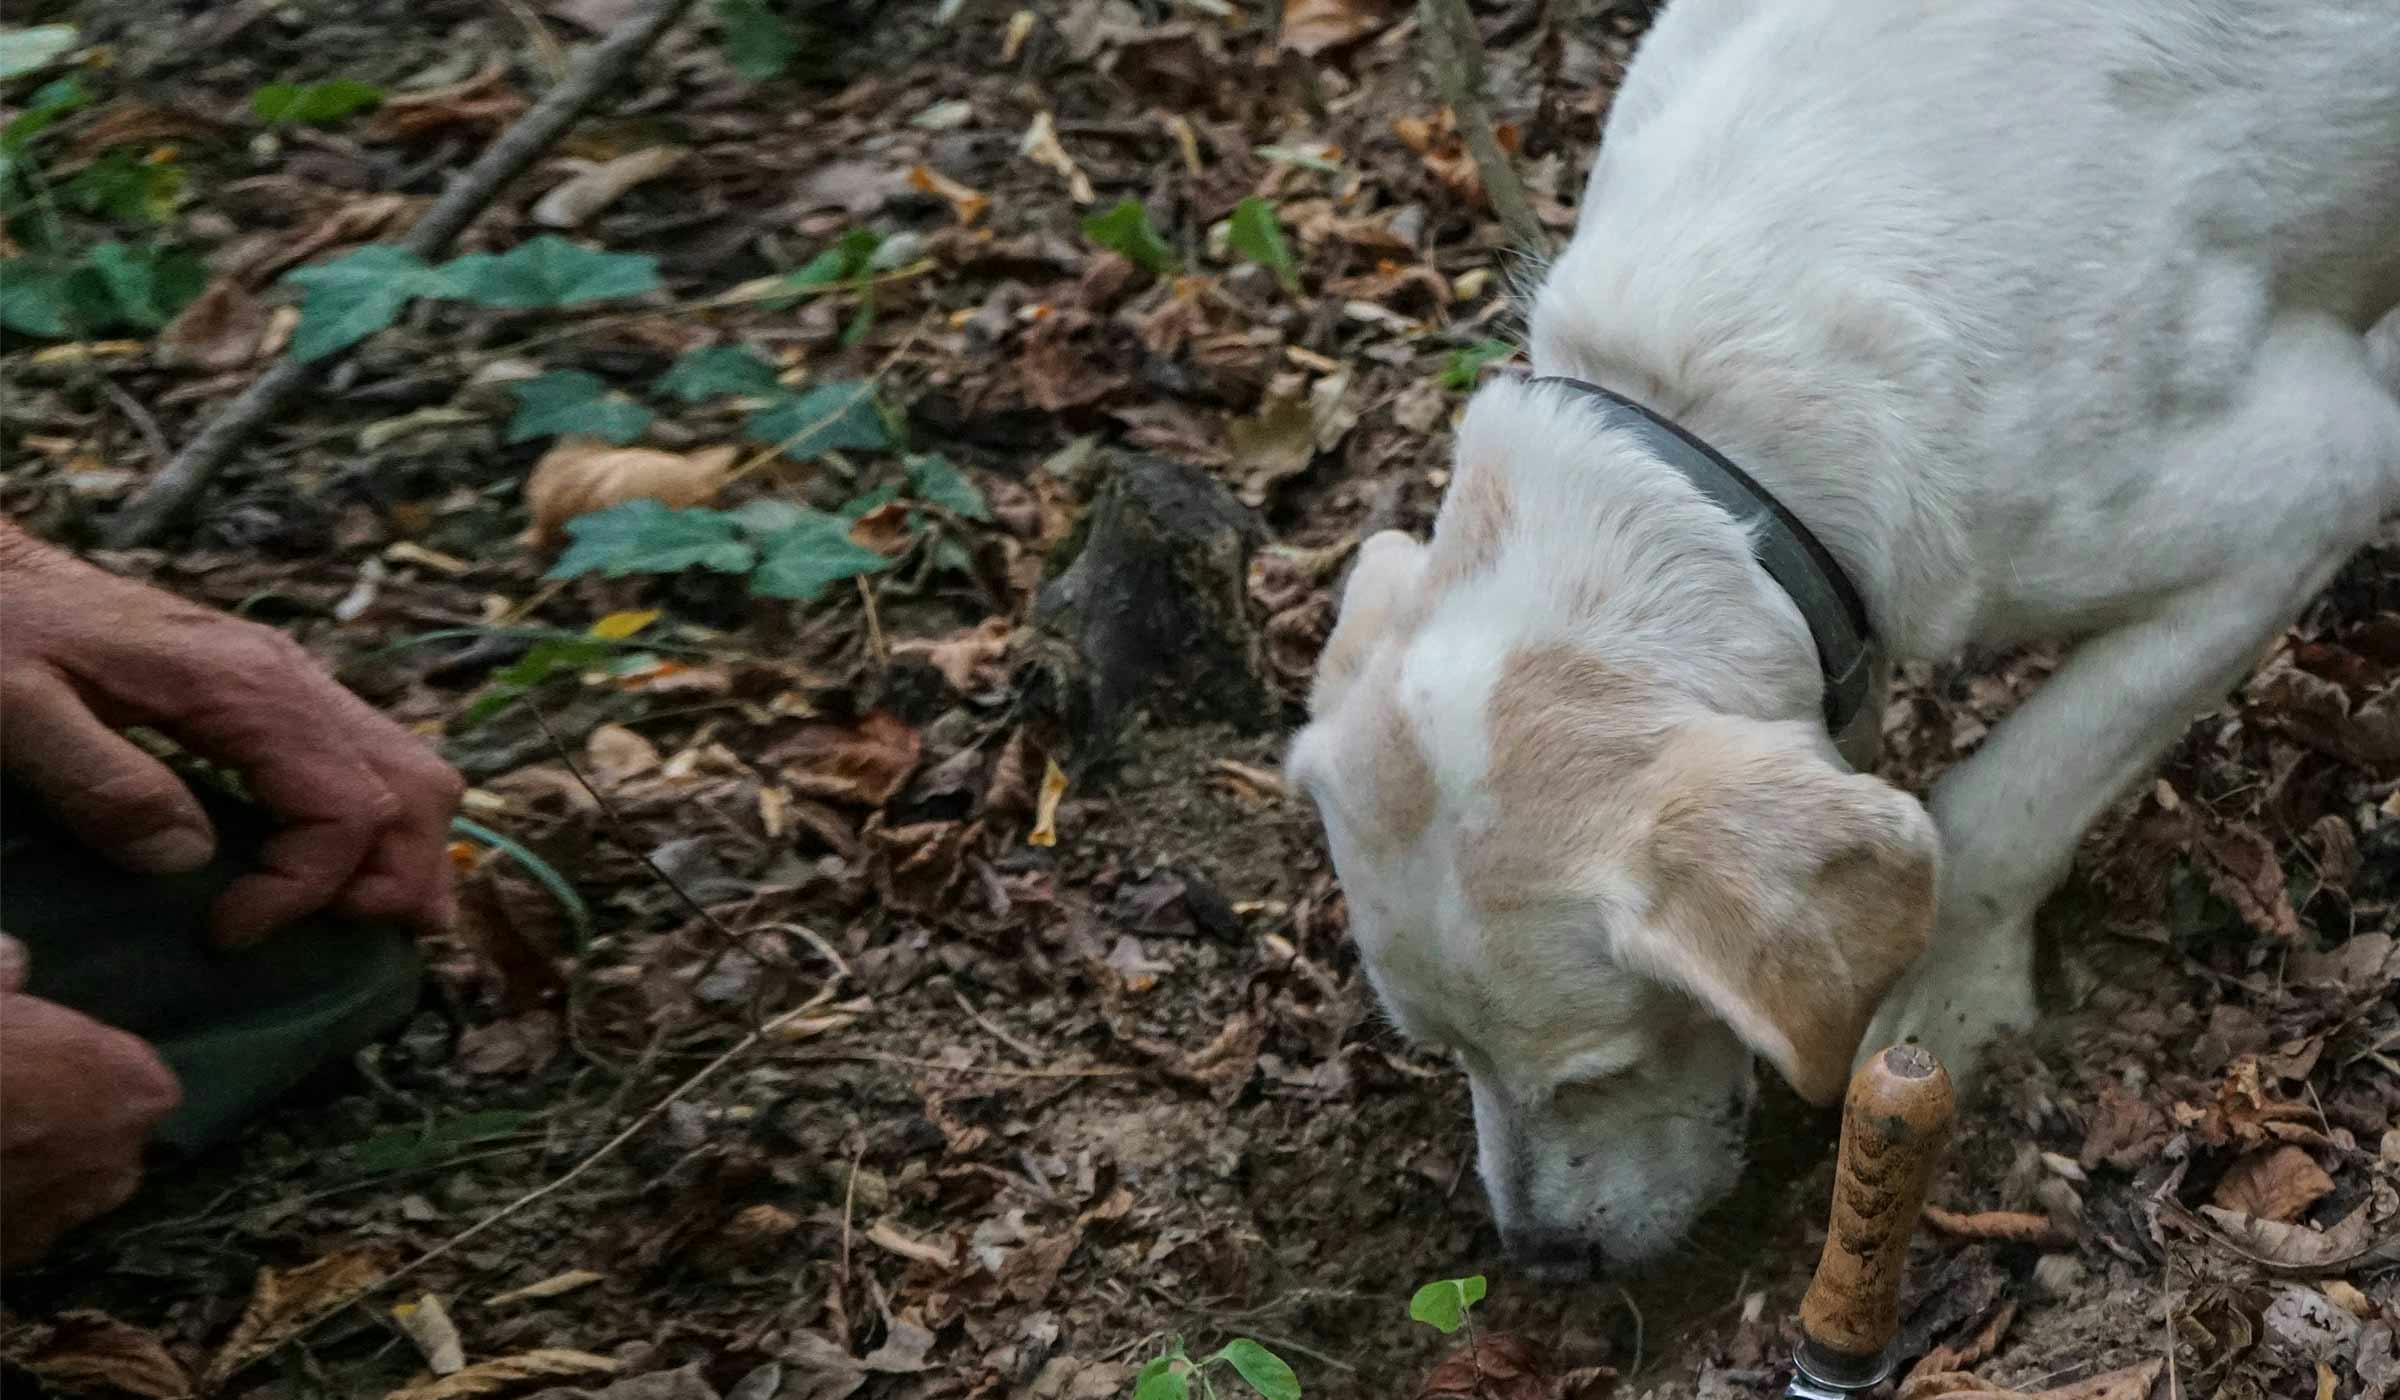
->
<box><xmin>3</xmin><ymin>2</ymin><xmax>2398</xmax><ymax>1398</ymax></box>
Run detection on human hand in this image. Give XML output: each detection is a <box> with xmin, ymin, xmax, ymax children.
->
<box><xmin>0</xmin><ymin>936</ymin><xmax>183</xmax><ymax>1269</ymax></box>
<box><xmin>0</xmin><ymin>522</ymin><xmax>464</xmax><ymax>944</ymax></box>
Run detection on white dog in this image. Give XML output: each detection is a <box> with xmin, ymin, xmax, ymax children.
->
<box><xmin>1287</xmin><ymin>0</ymin><xmax>2400</xmax><ymax>1278</ymax></box>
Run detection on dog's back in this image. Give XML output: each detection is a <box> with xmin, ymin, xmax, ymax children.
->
<box><xmin>1531</xmin><ymin>0</ymin><xmax>2400</xmax><ymax>652</ymax></box>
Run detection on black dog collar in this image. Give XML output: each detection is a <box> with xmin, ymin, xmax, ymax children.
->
<box><xmin>1529</xmin><ymin>376</ymin><xmax>1877</xmax><ymax>735</ymax></box>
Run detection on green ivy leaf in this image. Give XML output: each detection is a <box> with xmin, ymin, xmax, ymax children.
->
<box><xmin>1407</xmin><ymin>1276</ymin><xmax>1488</xmax><ymax>1335</ymax></box>
<box><xmin>283</xmin><ymin>244</ymin><xmax>450</xmax><ymax>360</ymax></box>
<box><xmin>251</xmin><ymin>79</ymin><xmax>384</xmax><ymax>126</ymax></box>
<box><xmin>904</xmin><ymin>453</ymin><xmax>988</xmax><ymax>520</ymax></box>
<box><xmin>437</xmin><ymin>234</ymin><xmax>662</xmax><ymax>310</ymax></box>
<box><xmin>745</xmin><ymin>380</ymin><xmax>890</xmax><ymax>460</ymax></box>
<box><xmin>0</xmin><ymin>24</ymin><xmax>79</xmax><ymax>81</ymax></box>
<box><xmin>506</xmin><ymin>370</ymin><xmax>654</xmax><ymax>445</ymax></box>
<box><xmin>546</xmin><ymin>501</ymin><xmax>756</xmax><ymax>581</ymax></box>
<box><xmin>1440</xmin><ymin>339</ymin><xmax>1515</xmax><ymax>390</ymax></box>
<box><xmin>1130</xmin><ymin>1357</ymin><xmax>1189</xmax><ymax>1400</ymax></box>
<box><xmin>0</xmin><ymin>256</ymin><xmax>77</xmax><ymax>336</ymax></box>
<box><xmin>714</xmin><ymin>0</ymin><xmax>798</xmax><ymax>81</ymax></box>
<box><xmin>750</xmin><ymin>511</ymin><xmax>892</xmax><ymax>602</ymax></box>
<box><xmin>1081</xmin><ymin>198</ymin><xmax>1178</xmax><ymax>276</ymax></box>
<box><xmin>656</xmin><ymin>344</ymin><xmax>783</xmax><ymax>402</ymax></box>
<box><xmin>782</xmin><ymin>227</ymin><xmax>882</xmax><ymax>293</ymax></box>
<box><xmin>85</xmin><ymin>243</ymin><xmax>204</xmax><ymax>330</ymax></box>
<box><xmin>727</xmin><ymin>497</ymin><xmax>808</xmax><ymax>536</ymax></box>
<box><xmin>3</xmin><ymin>76</ymin><xmax>89</xmax><ymax>154</ymax></box>
<box><xmin>67</xmin><ymin>150</ymin><xmax>186</xmax><ymax>223</ymax></box>
<box><xmin>1211</xmin><ymin>1341</ymin><xmax>1299</xmax><ymax>1400</ymax></box>
<box><xmin>1228</xmin><ymin>196</ymin><xmax>1299</xmax><ymax>292</ymax></box>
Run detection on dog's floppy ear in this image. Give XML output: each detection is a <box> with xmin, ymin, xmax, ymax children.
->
<box><xmin>1620</xmin><ymin>719</ymin><xmax>1939</xmax><ymax>1105</ymax></box>
<box><xmin>1310</xmin><ymin>530</ymin><xmax>1427</xmax><ymax>716</ymax></box>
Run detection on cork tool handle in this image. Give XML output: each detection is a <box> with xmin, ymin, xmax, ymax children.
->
<box><xmin>1796</xmin><ymin>1044</ymin><xmax>1956</xmax><ymax>1385</ymax></box>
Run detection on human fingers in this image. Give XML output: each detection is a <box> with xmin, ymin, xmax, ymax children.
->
<box><xmin>0</xmin><ymin>670</ymin><xmax>218</xmax><ymax>876</ymax></box>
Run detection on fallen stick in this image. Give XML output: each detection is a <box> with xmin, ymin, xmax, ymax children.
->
<box><xmin>1417</xmin><ymin>0</ymin><xmax>1549</xmax><ymax>256</ymax></box>
<box><xmin>107</xmin><ymin>0</ymin><xmax>701</xmax><ymax>547</ymax></box>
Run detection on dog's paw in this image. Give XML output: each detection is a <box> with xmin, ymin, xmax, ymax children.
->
<box><xmin>1857</xmin><ymin>926</ymin><xmax>2036</xmax><ymax>1093</ymax></box>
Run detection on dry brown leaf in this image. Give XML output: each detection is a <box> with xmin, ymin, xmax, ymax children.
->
<box><xmin>1904</xmin><ymin>1301</ymin><xmax>2018</xmax><ymax>1386</ymax></box>
<box><xmin>2211</xmin><ymin>1145</ymin><xmax>2335</xmax><ymax>1223</ymax></box>
<box><xmin>2322</xmin><ymin>1278</ymin><xmax>2378</xmax><ymax>1319</ymax></box>
<box><xmin>584</xmin><ymin>723</ymin><xmax>662</xmax><ymax>787</ymax></box>
<box><xmin>521</xmin><ymin>439</ymin><xmax>738</xmax><ymax>547</ymax></box>
<box><xmin>768</xmin><ymin>711</ymin><xmax>922</xmax><ymax>807</ymax></box>
<box><xmin>204</xmin><ymin>1251</ymin><xmax>389</xmax><ymax>1392</ymax></box>
<box><xmin>891</xmin><ymin>618</ymin><xmax>1013</xmax><ymax>696</ymax></box>
<box><xmin>1413</xmin><ymin>1333</ymin><xmax>1563</xmax><ymax>1400</ymax></box>
<box><xmin>1900</xmin><ymin>1359</ymin><xmax>2162</xmax><ymax>1400</ymax></box>
<box><xmin>391</xmin><ymin>1295</ymin><xmax>464</xmax><ymax>1376</ymax></box>
<box><xmin>532</xmin><ymin>147</ymin><xmax>685</xmax><ymax>228</ymax></box>
<box><xmin>366</xmin><ymin>62</ymin><xmax>527</xmax><ymax>143</ymax></box>
<box><xmin>1280</xmin><ymin>0</ymin><xmax>1394</xmax><ymax>56</ymax></box>
<box><xmin>486</xmin><ymin>1269</ymin><xmax>604</xmax><ymax>1307</ymax></box>
<box><xmin>68</xmin><ymin>102</ymin><xmax>228</xmax><ymax>161</ymax></box>
<box><xmin>160</xmin><ymin>278</ymin><xmax>271</xmax><ymax>371</ymax></box>
<box><xmin>1923</xmin><ymin>1206</ymin><xmax>2077</xmax><ymax>1249</ymax></box>
<box><xmin>384</xmin><ymin>1348</ymin><xmax>620</xmax><ymax>1400</ymax></box>
<box><xmin>847</xmin><ymin>501</ymin><xmax>915</xmax><ymax>555</ymax></box>
<box><xmin>864</xmin><ymin>1219</ymin><xmax>957</xmax><ymax>1270</ymax></box>
<box><xmin>908</xmin><ymin>164</ymin><xmax>989</xmax><ymax>226</ymax></box>
<box><xmin>1028</xmin><ymin>756</ymin><xmax>1068</xmax><ymax>847</ymax></box>
<box><xmin>11</xmin><ymin>1311</ymin><xmax>193</xmax><ymax>1399</ymax></box>
<box><xmin>1019</xmin><ymin>111</ymin><xmax>1094</xmax><ymax>205</ymax></box>
<box><xmin>2199</xmin><ymin>823</ymin><xmax>2304</xmax><ymax>941</ymax></box>
<box><xmin>2197</xmin><ymin>1203</ymin><xmax>2391</xmax><ymax>1274</ymax></box>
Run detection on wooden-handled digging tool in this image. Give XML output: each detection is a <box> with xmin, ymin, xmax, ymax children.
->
<box><xmin>1787</xmin><ymin>1044</ymin><xmax>1957</xmax><ymax>1400</ymax></box>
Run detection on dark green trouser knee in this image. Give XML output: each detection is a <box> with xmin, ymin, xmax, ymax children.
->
<box><xmin>0</xmin><ymin>783</ymin><xmax>424</xmax><ymax>1154</ymax></box>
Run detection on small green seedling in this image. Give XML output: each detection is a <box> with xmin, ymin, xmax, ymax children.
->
<box><xmin>1131</xmin><ymin>1338</ymin><xmax>1299</xmax><ymax>1400</ymax></box>
<box><xmin>1409</xmin><ymin>1275</ymin><xmax>1488</xmax><ymax>1335</ymax></box>
<box><xmin>1228</xmin><ymin>196</ymin><xmax>1299</xmax><ymax>293</ymax></box>
<box><xmin>1440</xmin><ymin>340</ymin><xmax>1515</xmax><ymax>391</ymax></box>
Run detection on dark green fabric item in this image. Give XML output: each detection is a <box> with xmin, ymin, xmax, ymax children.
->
<box><xmin>0</xmin><ymin>782</ymin><xmax>424</xmax><ymax>1153</ymax></box>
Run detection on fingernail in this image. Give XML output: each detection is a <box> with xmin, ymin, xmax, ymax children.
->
<box><xmin>120</xmin><ymin>827</ymin><xmax>215</xmax><ymax>874</ymax></box>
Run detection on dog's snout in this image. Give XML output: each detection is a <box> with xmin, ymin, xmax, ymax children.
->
<box><xmin>1504</xmin><ymin>1230</ymin><xmax>1600</xmax><ymax>1284</ymax></box>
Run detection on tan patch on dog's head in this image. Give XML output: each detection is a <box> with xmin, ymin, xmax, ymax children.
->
<box><xmin>1627</xmin><ymin>721</ymin><xmax>1937</xmax><ymax>1104</ymax></box>
<box><xmin>1464</xmin><ymin>646</ymin><xmax>1669</xmax><ymax>919</ymax></box>
<box><xmin>1422</xmin><ymin>459</ymin><xmax>1516</xmax><ymax>596</ymax></box>
<box><xmin>1458</xmin><ymin>645</ymin><xmax>1935</xmax><ymax>1105</ymax></box>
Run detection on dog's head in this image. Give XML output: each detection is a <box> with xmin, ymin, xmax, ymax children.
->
<box><xmin>1287</xmin><ymin>379</ymin><xmax>1938</xmax><ymax>1276</ymax></box>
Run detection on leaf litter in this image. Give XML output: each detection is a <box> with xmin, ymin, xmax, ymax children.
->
<box><xmin>3</xmin><ymin>2</ymin><xmax>2395</xmax><ymax>1399</ymax></box>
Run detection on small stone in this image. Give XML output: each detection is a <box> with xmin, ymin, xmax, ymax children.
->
<box><xmin>2031</xmin><ymin>1253</ymin><xmax>2085</xmax><ymax>1301</ymax></box>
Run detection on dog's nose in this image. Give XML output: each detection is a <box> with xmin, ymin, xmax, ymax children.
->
<box><xmin>1504</xmin><ymin>1230</ymin><xmax>1599</xmax><ymax>1283</ymax></box>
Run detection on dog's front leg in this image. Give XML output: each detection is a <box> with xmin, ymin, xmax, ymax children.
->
<box><xmin>1866</xmin><ymin>315</ymin><xmax>2400</xmax><ymax>1085</ymax></box>
<box><xmin>1862</xmin><ymin>576</ymin><xmax>2311</xmax><ymax>1080</ymax></box>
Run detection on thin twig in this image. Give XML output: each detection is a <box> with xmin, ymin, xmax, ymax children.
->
<box><xmin>768</xmin><ymin>1050</ymin><xmax>1135</xmax><ymax>1080</ymax></box>
<box><xmin>101</xmin><ymin>379</ymin><xmax>175</xmax><ymax>471</ymax></box>
<box><xmin>953</xmin><ymin>989</ymin><xmax>1042</xmax><ymax>1063</ymax></box>
<box><xmin>1417</xmin><ymin>0</ymin><xmax>1549</xmax><ymax>255</ymax></box>
<box><xmin>224</xmin><ymin>993</ymin><xmax>826</xmax><ymax>1388</ymax></box>
<box><xmin>107</xmin><ymin>0</ymin><xmax>702</xmax><ymax>545</ymax></box>
<box><xmin>517</xmin><ymin>697</ymin><xmax>771</xmax><ymax>1027</ymax></box>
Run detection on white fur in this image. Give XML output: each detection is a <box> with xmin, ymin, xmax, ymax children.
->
<box><xmin>1292</xmin><ymin>0</ymin><xmax>2400</xmax><ymax>1275</ymax></box>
